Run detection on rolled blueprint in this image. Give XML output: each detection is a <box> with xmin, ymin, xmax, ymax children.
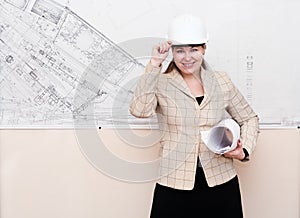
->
<box><xmin>201</xmin><ymin>118</ymin><xmax>240</xmax><ymax>154</ymax></box>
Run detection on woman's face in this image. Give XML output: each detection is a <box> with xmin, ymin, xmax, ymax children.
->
<box><xmin>172</xmin><ymin>45</ymin><xmax>205</xmax><ymax>76</ymax></box>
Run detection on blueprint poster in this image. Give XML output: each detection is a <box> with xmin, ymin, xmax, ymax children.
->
<box><xmin>0</xmin><ymin>0</ymin><xmax>299</xmax><ymax>128</ymax></box>
<box><xmin>0</xmin><ymin>0</ymin><xmax>159</xmax><ymax>128</ymax></box>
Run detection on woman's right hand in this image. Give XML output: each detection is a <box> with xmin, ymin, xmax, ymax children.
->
<box><xmin>150</xmin><ymin>41</ymin><xmax>172</xmax><ymax>67</ymax></box>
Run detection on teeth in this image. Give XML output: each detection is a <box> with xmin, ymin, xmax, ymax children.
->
<box><xmin>183</xmin><ymin>63</ymin><xmax>193</xmax><ymax>67</ymax></box>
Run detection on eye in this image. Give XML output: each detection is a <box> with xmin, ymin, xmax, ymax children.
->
<box><xmin>175</xmin><ymin>50</ymin><xmax>184</xmax><ymax>53</ymax></box>
<box><xmin>191</xmin><ymin>48</ymin><xmax>199</xmax><ymax>52</ymax></box>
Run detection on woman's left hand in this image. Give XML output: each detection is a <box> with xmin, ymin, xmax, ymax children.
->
<box><xmin>223</xmin><ymin>140</ymin><xmax>245</xmax><ymax>160</ymax></box>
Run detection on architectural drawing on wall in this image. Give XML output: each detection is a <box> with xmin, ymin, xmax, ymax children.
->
<box><xmin>0</xmin><ymin>0</ymin><xmax>156</xmax><ymax>128</ymax></box>
<box><xmin>4</xmin><ymin>0</ymin><xmax>29</xmax><ymax>10</ymax></box>
<box><xmin>245</xmin><ymin>55</ymin><xmax>254</xmax><ymax>105</ymax></box>
<box><xmin>1</xmin><ymin>0</ymin><xmax>299</xmax><ymax>129</ymax></box>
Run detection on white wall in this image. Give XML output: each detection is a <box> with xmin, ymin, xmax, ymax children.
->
<box><xmin>1</xmin><ymin>129</ymin><xmax>299</xmax><ymax>218</ymax></box>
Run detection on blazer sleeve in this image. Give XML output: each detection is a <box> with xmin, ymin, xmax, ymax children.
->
<box><xmin>220</xmin><ymin>72</ymin><xmax>260</xmax><ymax>155</ymax></box>
<box><xmin>129</xmin><ymin>62</ymin><xmax>161</xmax><ymax>118</ymax></box>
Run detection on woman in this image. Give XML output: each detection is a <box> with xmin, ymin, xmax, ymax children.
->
<box><xmin>130</xmin><ymin>14</ymin><xmax>259</xmax><ymax>218</ymax></box>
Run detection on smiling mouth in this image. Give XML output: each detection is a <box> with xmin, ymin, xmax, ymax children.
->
<box><xmin>182</xmin><ymin>63</ymin><xmax>194</xmax><ymax>68</ymax></box>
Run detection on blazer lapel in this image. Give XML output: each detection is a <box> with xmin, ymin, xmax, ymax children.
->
<box><xmin>168</xmin><ymin>70</ymin><xmax>194</xmax><ymax>99</ymax></box>
<box><xmin>200</xmin><ymin>67</ymin><xmax>217</xmax><ymax>109</ymax></box>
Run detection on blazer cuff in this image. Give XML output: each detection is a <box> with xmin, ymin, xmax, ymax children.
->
<box><xmin>145</xmin><ymin>61</ymin><xmax>163</xmax><ymax>74</ymax></box>
<box><xmin>241</xmin><ymin>148</ymin><xmax>250</xmax><ymax>162</ymax></box>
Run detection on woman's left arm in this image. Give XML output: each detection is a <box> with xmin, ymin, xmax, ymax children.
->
<box><xmin>220</xmin><ymin>72</ymin><xmax>260</xmax><ymax>158</ymax></box>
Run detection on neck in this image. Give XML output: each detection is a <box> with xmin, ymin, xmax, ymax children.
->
<box><xmin>181</xmin><ymin>70</ymin><xmax>201</xmax><ymax>81</ymax></box>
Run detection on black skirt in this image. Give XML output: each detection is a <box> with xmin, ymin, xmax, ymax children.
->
<box><xmin>150</xmin><ymin>164</ymin><xmax>243</xmax><ymax>218</ymax></box>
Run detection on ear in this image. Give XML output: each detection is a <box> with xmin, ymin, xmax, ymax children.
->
<box><xmin>202</xmin><ymin>44</ymin><xmax>207</xmax><ymax>55</ymax></box>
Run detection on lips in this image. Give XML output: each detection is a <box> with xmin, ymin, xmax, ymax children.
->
<box><xmin>182</xmin><ymin>62</ymin><xmax>194</xmax><ymax>68</ymax></box>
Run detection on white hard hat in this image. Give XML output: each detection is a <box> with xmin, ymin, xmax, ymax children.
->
<box><xmin>168</xmin><ymin>14</ymin><xmax>208</xmax><ymax>45</ymax></box>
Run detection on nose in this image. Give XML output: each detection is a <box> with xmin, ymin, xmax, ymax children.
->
<box><xmin>183</xmin><ymin>51</ymin><xmax>192</xmax><ymax>60</ymax></box>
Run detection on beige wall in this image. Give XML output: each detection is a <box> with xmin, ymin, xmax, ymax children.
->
<box><xmin>0</xmin><ymin>129</ymin><xmax>299</xmax><ymax>218</ymax></box>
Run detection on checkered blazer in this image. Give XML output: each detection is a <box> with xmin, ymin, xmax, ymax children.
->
<box><xmin>130</xmin><ymin>61</ymin><xmax>259</xmax><ymax>190</ymax></box>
